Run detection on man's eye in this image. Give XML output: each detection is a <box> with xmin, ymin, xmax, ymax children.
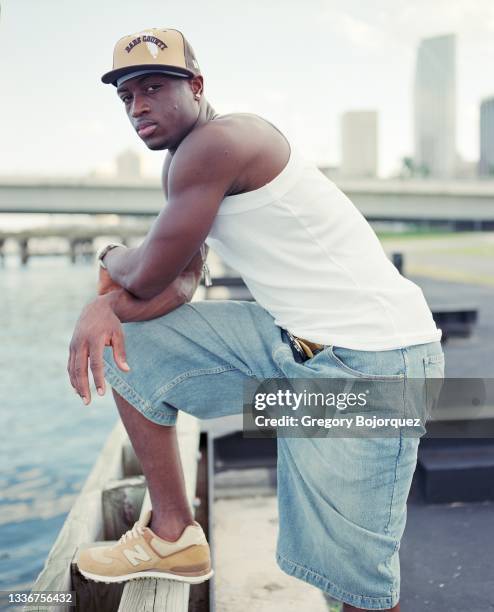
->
<box><xmin>120</xmin><ymin>95</ymin><xmax>131</xmax><ymax>103</ymax></box>
<box><xmin>146</xmin><ymin>85</ymin><xmax>161</xmax><ymax>93</ymax></box>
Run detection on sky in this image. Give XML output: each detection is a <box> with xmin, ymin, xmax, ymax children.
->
<box><xmin>0</xmin><ymin>0</ymin><xmax>493</xmax><ymax>179</ymax></box>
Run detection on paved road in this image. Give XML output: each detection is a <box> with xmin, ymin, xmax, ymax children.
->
<box><xmin>414</xmin><ymin>275</ymin><xmax>494</xmax><ymax>378</ymax></box>
<box><xmin>402</xmin><ymin>472</ymin><xmax>494</xmax><ymax>612</ymax></box>
<box><xmin>383</xmin><ymin>232</ymin><xmax>494</xmax><ymax>286</ymax></box>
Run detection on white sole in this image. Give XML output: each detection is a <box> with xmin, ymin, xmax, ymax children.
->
<box><xmin>79</xmin><ymin>568</ymin><xmax>214</xmax><ymax>585</ymax></box>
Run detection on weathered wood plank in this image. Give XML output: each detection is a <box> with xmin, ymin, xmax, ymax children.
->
<box><xmin>24</xmin><ymin>421</ymin><xmax>128</xmax><ymax>611</ymax></box>
<box><xmin>118</xmin><ymin>412</ymin><xmax>201</xmax><ymax>612</ymax></box>
<box><xmin>70</xmin><ymin>547</ymin><xmax>125</xmax><ymax>612</ymax></box>
<box><xmin>117</xmin><ymin>579</ymin><xmax>189</xmax><ymax>611</ymax></box>
<box><xmin>154</xmin><ymin>580</ymin><xmax>190</xmax><ymax>610</ymax></box>
<box><xmin>188</xmin><ymin>433</ymin><xmax>212</xmax><ymax>612</ymax></box>
<box><xmin>102</xmin><ymin>475</ymin><xmax>147</xmax><ymax>540</ymax></box>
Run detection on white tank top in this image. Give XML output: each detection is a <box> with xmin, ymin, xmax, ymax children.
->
<box><xmin>205</xmin><ymin>147</ymin><xmax>441</xmax><ymax>351</ymax></box>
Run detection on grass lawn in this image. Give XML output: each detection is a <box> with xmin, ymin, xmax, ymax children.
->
<box><xmin>376</xmin><ymin>230</ymin><xmax>456</xmax><ymax>241</ymax></box>
<box><xmin>429</xmin><ymin>245</ymin><xmax>494</xmax><ymax>257</ymax></box>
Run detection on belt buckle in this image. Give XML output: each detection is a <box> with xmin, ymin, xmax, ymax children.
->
<box><xmin>286</xmin><ymin>330</ymin><xmax>309</xmax><ymax>361</ymax></box>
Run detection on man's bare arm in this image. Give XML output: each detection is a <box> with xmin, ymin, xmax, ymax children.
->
<box><xmin>101</xmin><ymin>124</ymin><xmax>243</xmax><ymax>299</ymax></box>
<box><xmin>67</xmin><ymin>247</ymin><xmax>207</xmax><ymax>404</ymax></box>
<box><xmin>103</xmin><ymin>247</ymin><xmax>206</xmax><ymax>323</ymax></box>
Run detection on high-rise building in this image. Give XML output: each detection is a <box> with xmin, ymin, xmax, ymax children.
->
<box><xmin>479</xmin><ymin>96</ymin><xmax>494</xmax><ymax>177</ymax></box>
<box><xmin>340</xmin><ymin>111</ymin><xmax>378</xmax><ymax>178</ymax></box>
<box><xmin>413</xmin><ymin>34</ymin><xmax>456</xmax><ymax>178</ymax></box>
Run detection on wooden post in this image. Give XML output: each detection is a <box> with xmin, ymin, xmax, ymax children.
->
<box><xmin>19</xmin><ymin>238</ymin><xmax>29</xmax><ymax>265</ymax></box>
<box><xmin>70</xmin><ymin>553</ymin><xmax>125</xmax><ymax>612</ymax></box>
<box><xmin>391</xmin><ymin>252</ymin><xmax>404</xmax><ymax>275</ymax></box>
<box><xmin>81</xmin><ymin>238</ymin><xmax>94</xmax><ymax>262</ymax></box>
<box><xmin>119</xmin><ymin>579</ymin><xmax>189</xmax><ymax>610</ymax></box>
<box><xmin>69</xmin><ymin>240</ymin><xmax>77</xmax><ymax>264</ymax></box>
<box><xmin>102</xmin><ymin>475</ymin><xmax>147</xmax><ymax>541</ymax></box>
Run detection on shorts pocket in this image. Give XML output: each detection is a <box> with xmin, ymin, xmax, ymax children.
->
<box><xmin>423</xmin><ymin>352</ymin><xmax>445</xmax><ymax>375</ymax></box>
<box><xmin>326</xmin><ymin>345</ymin><xmax>405</xmax><ymax>380</ymax></box>
<box><xmin>423</xmin><ymin>352</ymin><xmax>445</xmax><ymax>414</ymax></box>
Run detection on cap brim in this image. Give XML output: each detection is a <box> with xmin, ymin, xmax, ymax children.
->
<box><xmin>101</xmin><ymin>64</ymin><xmax>195</xmax><ymax>86</ymax></box>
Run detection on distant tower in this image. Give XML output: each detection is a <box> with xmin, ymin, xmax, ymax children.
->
<box><xmin>413</xmin><ymin>34</ymin><xmax>456</xmax><ymax>178</ymax></box>
<box><xmin>116</xmin><ymin>150</ymin><xmax>142</xmax><ymax>180</ymax></box>
<box><xmin>340</xmin><ymin>111</ymin><xmax>378</xmax><ymax>178</ymax></box>
<box><xmin>479</xmin><ymin>96</ymin><xmax>494</xmax><ymax>177</ymax></box>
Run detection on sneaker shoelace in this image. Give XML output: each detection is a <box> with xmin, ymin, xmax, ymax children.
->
<box><xmin>113</xmin><ymin>522</ymin><xmax>145</xmax><ymax>548</ymax></box>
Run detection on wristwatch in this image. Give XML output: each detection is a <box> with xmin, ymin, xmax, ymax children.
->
<box><xmin>96</xmin><ymin>243</ymin><xmax>126</xmax><ymax>269</ymax></box>
<box><xmin>200</xmin><ymin>243</ymin><xmax>212</xmax><ymax>287</ymax></box>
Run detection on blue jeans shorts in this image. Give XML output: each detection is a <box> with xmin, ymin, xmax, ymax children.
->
<box><xmin>103</xmin><ymin>300</ymin><xmax>444</xmax><ymax>610</ymax></box>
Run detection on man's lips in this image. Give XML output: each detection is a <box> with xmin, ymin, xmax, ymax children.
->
<box><xmin>136</xmin><ymin>122</ymin><xmax>158</xmax><ymax>137</ymax></box>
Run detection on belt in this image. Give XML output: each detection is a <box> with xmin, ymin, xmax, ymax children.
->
<box><xmin>296</xmin><ymin>336</ymin><xmax>326</xmax><ymax>358</ymax></box>
<box><xmin>284</xmin><ymin>330</ymin><xmax>326</xmax><ymax>359</ymax></box>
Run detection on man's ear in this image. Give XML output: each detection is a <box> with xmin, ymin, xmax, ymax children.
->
<box><xmin>189</xmin><ymin>74</ymin><xmax>204</xmax><ymax>98</ymax></box>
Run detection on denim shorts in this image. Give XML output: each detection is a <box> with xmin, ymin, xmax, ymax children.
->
<box><xmin>103</xmin><ymin>299</ymin><xmax>444</xmax><ymax>609</ymax></box>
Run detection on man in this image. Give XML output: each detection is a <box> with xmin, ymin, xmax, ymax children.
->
<box><xmin>69</xmin><ymin>28</ymin><xmax>444</xmax><ymax>610</ymax></box>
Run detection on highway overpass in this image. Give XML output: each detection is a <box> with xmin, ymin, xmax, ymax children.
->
<box><xmin>1</xmin><ymin>175</ymin><xmax>494</xmax><ymax>228</ymax></box>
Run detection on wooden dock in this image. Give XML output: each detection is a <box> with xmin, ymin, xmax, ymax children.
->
<box><xmin>24</xmin><ymin>413</ymin><xmax>206</xmax><ymax>612</ymax></box>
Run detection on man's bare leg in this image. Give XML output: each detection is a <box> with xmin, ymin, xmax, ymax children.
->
<box><xmin>112</xmin><ymin>389</ymin><xmax>195</xmax><ymax>541</ymax></box>
<box><xmin>343</xmin><ymin>603</ymin><xmax>400</xmax><ymax>611</ymax></box>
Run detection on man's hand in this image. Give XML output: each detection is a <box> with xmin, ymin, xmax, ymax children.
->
<box><xmin>69</xmin><ymin>245</ymin><xmax>206</xmax><ymax>404</ymax></box>
<box><xmin>68</xmin><ymin>296</ymin><xmax>130</xmax><ymax>405</ymax></box>
<box><xmin>98</xmin><ymin>266</ymin><xmax>122</xmax><ymax>296</ymax></box>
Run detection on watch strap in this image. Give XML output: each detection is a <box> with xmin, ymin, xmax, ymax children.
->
<box><xmin>96</xmin><ymin>243</ymin><xmax>126</xmax><ymax>269</ymax></box>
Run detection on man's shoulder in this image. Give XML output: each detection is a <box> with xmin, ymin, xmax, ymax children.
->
<box><xmin>168</xmin><ymin>114</ymin><xmax>267</xmax><ymax>183</ymax></box>
<box><xmin>164</xmin><ymin>118</ymin><xmax>250</xmax><ymax>194</ymax></box>
<box><xmin>164</xmin><ymin>113</ymin><xmax>289</xmax><ymax>196</ymax></box>
<box><xmin>182</xmin><ymin>115</ymin><xmax>244</xmax><ymax>152</ymax></box>
<box><xmin>184</xmin><ymin>113</ymin><xmax>267</xmax><ymax>150</ymax></box>
<box><xmin>209</xmin><ymin>112</ymin><xmax>275</xmax><ymax>129</ymax></box>
<box><xmin>181</xmin><ymin>113</ymin><xmax>282</xmax><ymax>157</ymax></box>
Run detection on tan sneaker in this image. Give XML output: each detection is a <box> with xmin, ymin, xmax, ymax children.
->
<box><xmin>77</xmin><ymin>510</ymin><xmax>213</xmax><ymax>584</ymax></box>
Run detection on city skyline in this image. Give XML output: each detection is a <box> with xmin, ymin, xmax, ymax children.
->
<box><xmin>0</xmin><ymin>0</ymin><xmax>493</xmax><ymax>179</ymax></box>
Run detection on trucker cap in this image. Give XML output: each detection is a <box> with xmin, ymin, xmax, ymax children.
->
<box><xmin>101</xmin><ymin>28</ymin><xmax>201</xmax><ymax>86</ymax></box>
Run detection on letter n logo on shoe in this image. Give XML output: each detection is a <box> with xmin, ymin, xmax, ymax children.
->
<box><xmin>123</xmin><ymin>544</ymin><xmax>152</xmax><ymax>566</ymax></box>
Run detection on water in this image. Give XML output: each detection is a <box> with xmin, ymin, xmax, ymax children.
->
<box><xmin>0</xmin><ymin>255</ymin><xmax>118</xmax><ymax>592</ymax></box>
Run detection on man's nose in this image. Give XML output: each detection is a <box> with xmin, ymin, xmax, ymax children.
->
<box><xmin>130</xmin><ymin>94</ymin><xmax>150</xmax><ymax>117</ymax></box>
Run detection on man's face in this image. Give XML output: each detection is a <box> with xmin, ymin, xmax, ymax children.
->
<box><xmin>116</xmin><ymin>74</ymin><xmax>200</xmax><ymax>150</ymax></box>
